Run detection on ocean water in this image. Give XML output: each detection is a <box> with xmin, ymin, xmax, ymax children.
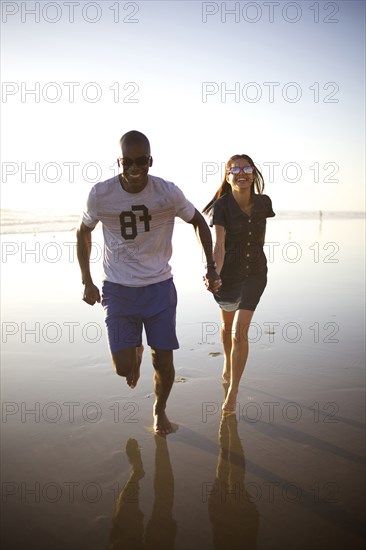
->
<box><xmin>1</xmin><ymin>207</ymin><xmax>364</xmax><ymax>234</ymax></box>
<box><xmin>0</xmin><ymin>208</ymin><xmax>81</xmax><ymax>235</ymax></box>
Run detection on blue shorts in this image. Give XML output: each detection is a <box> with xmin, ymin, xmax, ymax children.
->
<box><xmin>101</xmin><ymin>278</ymin><xmax>179</xmax><ymax>353</ymax></box>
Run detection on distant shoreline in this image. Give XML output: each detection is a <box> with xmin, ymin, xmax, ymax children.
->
<box><xmin>0</xmin><ymin>209</ymin><xmax>365</xmax><ymax>235</ymax></box>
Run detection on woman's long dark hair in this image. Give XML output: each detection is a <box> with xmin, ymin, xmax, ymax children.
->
<box><xmin>202</xmin><ymin>154</ymin><xmax>265</xmax><ymax>214</ymax></box>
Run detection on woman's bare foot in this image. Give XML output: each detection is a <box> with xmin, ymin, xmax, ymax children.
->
<box><xmin>221</xmin><ymin>359</ymin><xmax>231</xmax><ymax>383</ymax></box>
<box><xmin>222</xmin><ymin>403</ymin><xmax>236</xmax><ymax>415</ymax></box>
<box><xmin>221</xmin><ymin>371</ymin><xmax>230</xmax><ymax>384</ymax></box>
<box><xmin>126</xmin><ymin>345</ymin><xmax>144</xmax><ymax>388</ymax></box>
<box><xmin>222</xmin><ymin>390</ymin><xmax>237</xmax><ymax>415</ymax></box>
<box><xmin>153</xmin><ymin>409</ymin><xmax>172</xmax><ymax>435</ymax></box>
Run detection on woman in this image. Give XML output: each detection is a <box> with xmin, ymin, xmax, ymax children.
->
<box><xmin>203</xmin><ymin>154</ymin><xmax>275</xmax><ymax>413</ymax></box>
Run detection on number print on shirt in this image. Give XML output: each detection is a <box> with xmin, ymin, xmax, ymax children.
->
<box><xmin>119</xmin><ymin>205</ymin><xmax>152</xmax><ymax>240</ymax></box>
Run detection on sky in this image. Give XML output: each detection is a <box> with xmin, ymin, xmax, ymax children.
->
<box><xmin>1</xmin><ymin>0</ymin><xmax>365</xmax><ymax>213</ymax></box>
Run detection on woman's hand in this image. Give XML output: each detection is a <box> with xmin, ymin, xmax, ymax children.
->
<box><xmin>203</xmin><ymin>269</ymin><xmax>222</xmax><ymax>294</ymax></box>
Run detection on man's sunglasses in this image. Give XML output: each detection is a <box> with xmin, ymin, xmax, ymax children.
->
<box><xmin>119</xmin><ymin>155</ymin><xmax>152</xmax><ymax>168</ymax></box>
<box><xmin>228</xmin><ymin>166</ymin><xmax>254</xmax><ymax>175</ymax></box>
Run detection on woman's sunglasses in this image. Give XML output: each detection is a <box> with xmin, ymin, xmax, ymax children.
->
<box><xmin>228</xmin><ymin>166</ymin><xmax>254</xmax><ymax>175</ymax></box>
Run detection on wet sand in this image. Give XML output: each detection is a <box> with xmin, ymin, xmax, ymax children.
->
<box><xmin>1</xmin><ymin>217</ymin><xmax>365</xmax><ymax>549</ymax></box>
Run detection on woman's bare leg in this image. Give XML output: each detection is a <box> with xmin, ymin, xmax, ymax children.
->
<box><xmin>223</xmin><ymin>309</ymin><xmax>254</xmax><ymax>413</ymax></box>
<box><xmin>220</xmin><ymin>309</ymin><xmax>235</xmax><ymax>384</ymax></box>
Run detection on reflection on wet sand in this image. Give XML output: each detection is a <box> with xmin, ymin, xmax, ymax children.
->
<box><xmin>208</xmin><ymin>385</ymin><xmax>259</xmax><ymax>550</ymax></box>
<box><xmin>108</xmin><ymin>436</ymin><xmax>177</xmax><ymax>550</ymax></box>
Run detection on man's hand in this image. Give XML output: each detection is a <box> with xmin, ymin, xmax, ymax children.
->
<box><xmin>82</xmin><ymin>283</ymin><xmax>101</xmax><ymax>305</ymax></box>
<box><xmin>203</xmin><ymin>269</ymin><xmax>222</xmax><ymax>294</ymax></box>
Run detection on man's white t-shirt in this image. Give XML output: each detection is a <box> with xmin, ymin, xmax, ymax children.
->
<box><xmin>82</xmin><ymin>174</ymin><xmax>196</xmax><ymax>286</ymax></box>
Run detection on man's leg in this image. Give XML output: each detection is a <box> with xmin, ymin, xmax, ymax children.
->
<box><xmin>112</xmin><ymin>345</ymin><xmax>144</xmax><ymax>389</ymax></box>
<box><xmin>151</xmin><ymin>349</ymin><xmax>175</xmax><ymax>435</ymax></box>
<box><xmin>102</xmin><ymin>281</ymin><xmax>145</xmax><ymax>388</ymax></box>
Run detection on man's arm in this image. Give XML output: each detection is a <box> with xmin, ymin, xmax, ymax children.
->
<box><xmin>76</xmin><ymin>222</ymin><xmax>101</xmax><ymax>305</ymax></box>
<box><xmin>213</xmin><ymin>224</ymin><xmax>225</xmax><ymax>275</ymax></box>
<box><xmin>187</xmin><ymin>209</ymin><xmax>221</xmax><ymax>293</ymax></box>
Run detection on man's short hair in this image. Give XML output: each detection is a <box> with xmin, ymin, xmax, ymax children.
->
<box><xmin>120</xmin><ymin>130</ymin><xmax>150</xmax><ymax>152</ymax></box>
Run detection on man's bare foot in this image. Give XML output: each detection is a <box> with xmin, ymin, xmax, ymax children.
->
<box><xmin>153</xmin><ymin>409</ymin><xmax>172</xmax><ymax>436</ymax></box>
<box><xmin>126</xmin><ymin>345</ymin><xmax>144</xmax><ymax>388</ymax></box>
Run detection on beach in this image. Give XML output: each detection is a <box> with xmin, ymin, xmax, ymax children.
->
<box><xmin>1</xmin><ymin>214</ymin><xmax>365</xmax><ymax>550</ymax></box>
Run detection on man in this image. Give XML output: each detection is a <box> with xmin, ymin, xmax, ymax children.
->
<box><xmin>76</xmin><ymin>130</ymin><xmax>220</xmax><ymax>435</ymax></box>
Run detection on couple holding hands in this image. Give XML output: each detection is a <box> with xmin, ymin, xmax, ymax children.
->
<box><xmin>76</xmin><ymin>130</ymin><xmax>275</xmax><ymax>435</ymax></box>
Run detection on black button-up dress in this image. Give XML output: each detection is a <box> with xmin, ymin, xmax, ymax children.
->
<box><xmin>209</xmin><ymin>192</ymin><xmax>275</xmax><ymax>311</ymax></box>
